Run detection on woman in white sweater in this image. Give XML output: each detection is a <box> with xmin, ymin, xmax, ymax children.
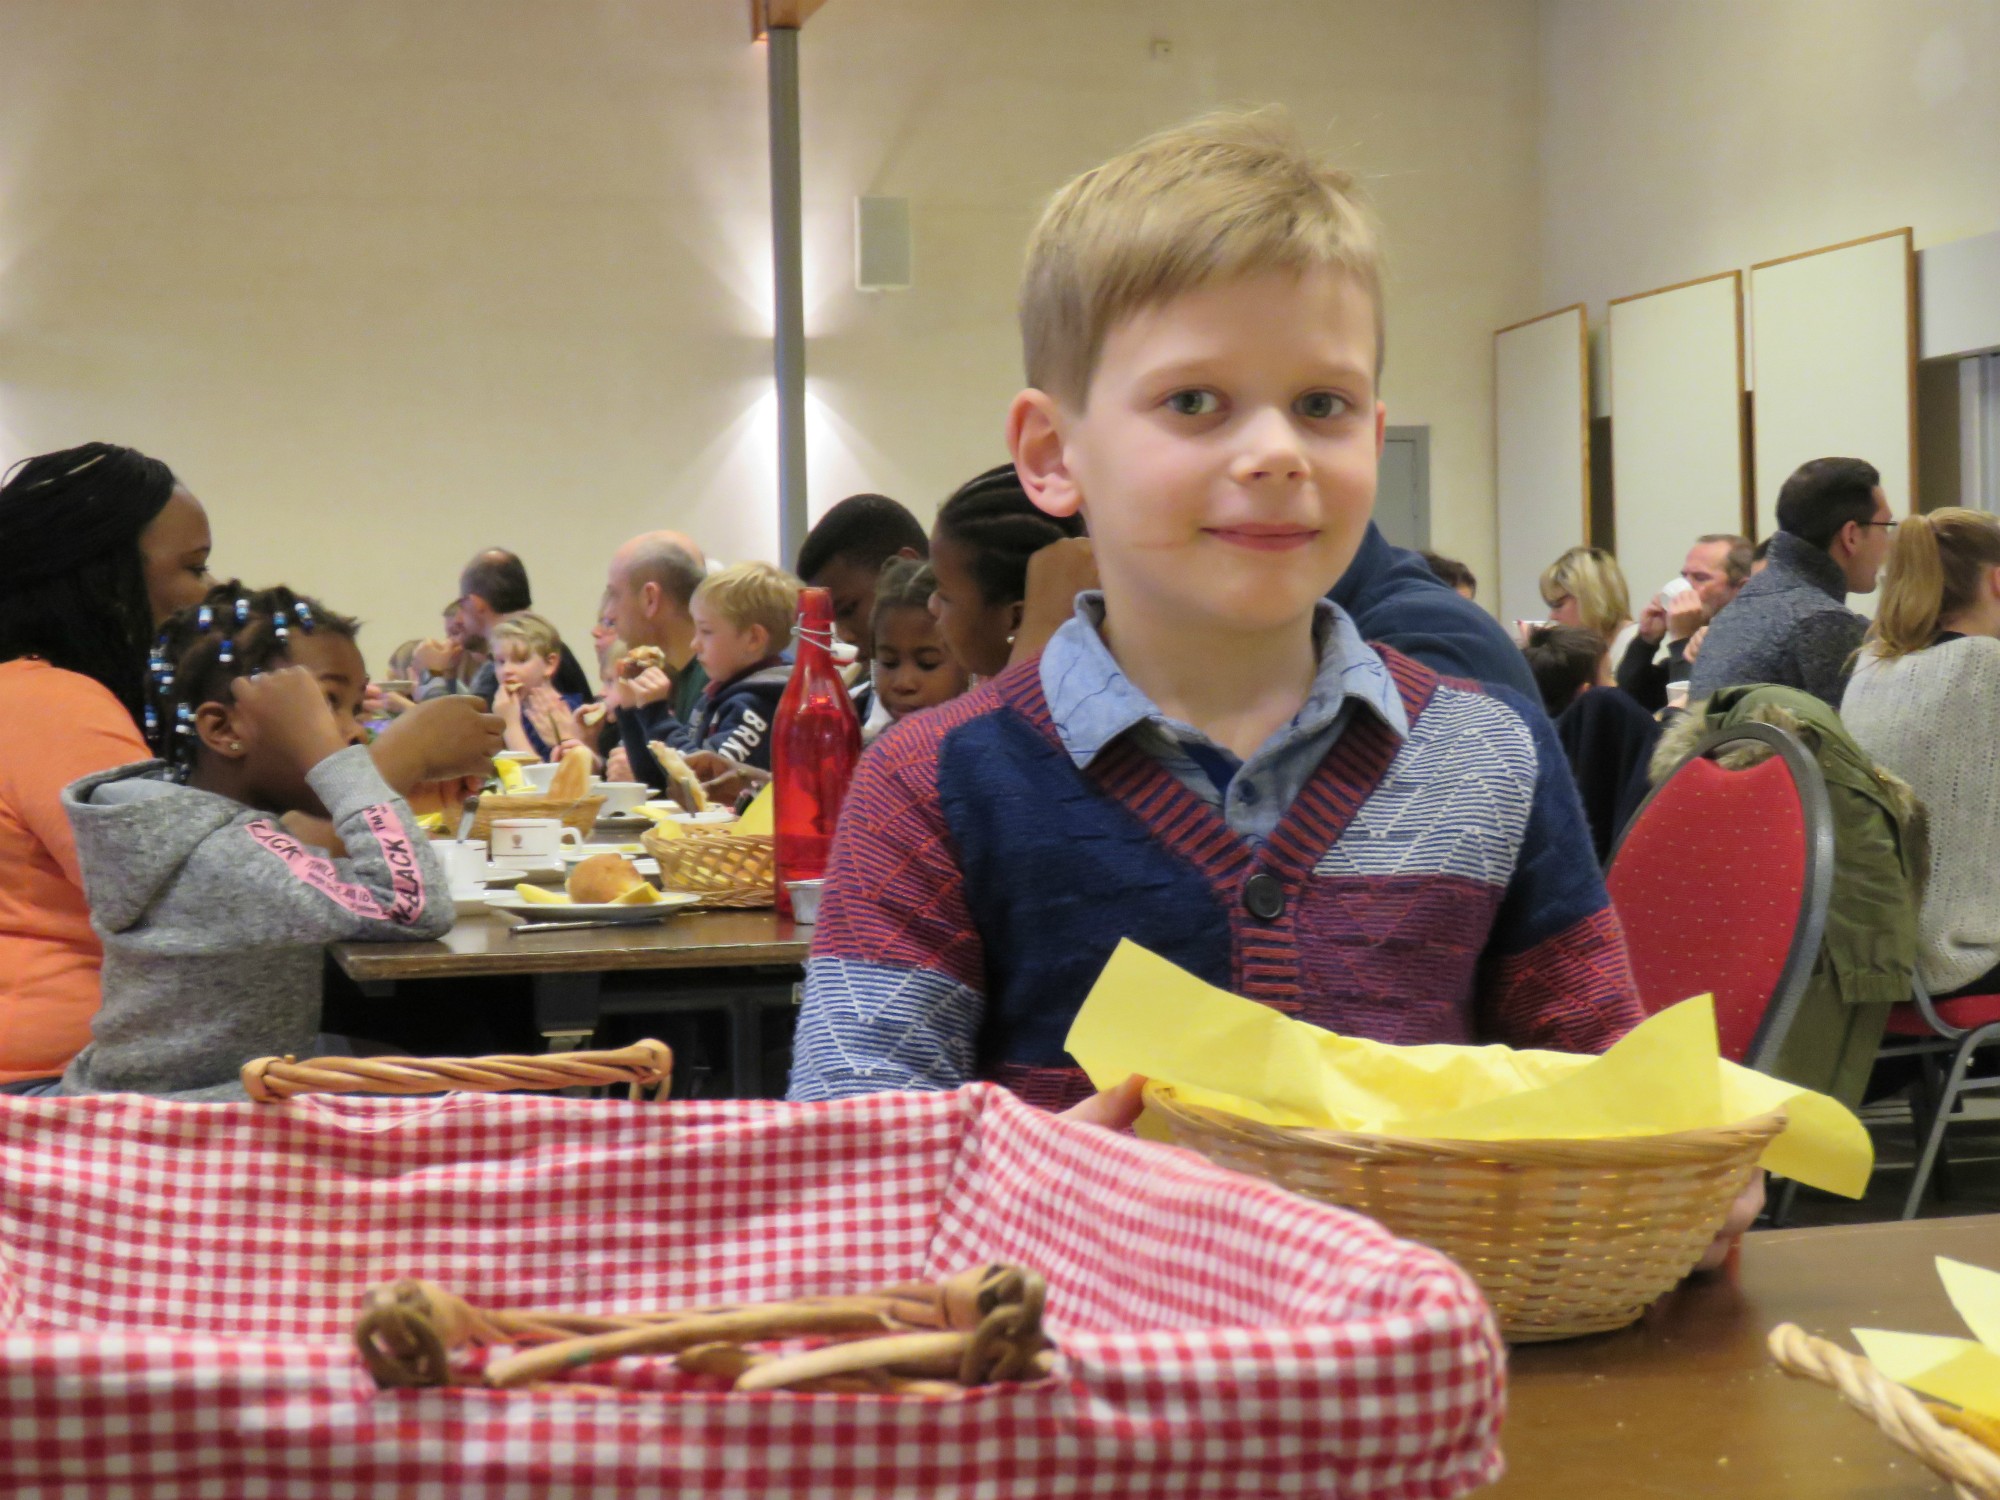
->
<box><xmin>1842</xmin><ymin>508</ymin><xmax>2000</xmax><ymax>998</ymax></box>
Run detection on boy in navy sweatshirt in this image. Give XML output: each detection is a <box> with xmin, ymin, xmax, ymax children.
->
<box><xmin>789</xmin><ymin>110</ymin><xmax>1646</xmax><ymax>1110</ymax></box>
<box><xmin>621</xmin><ymin>561</ymin><xmax>797</xmax><ymax>775</ymax></box>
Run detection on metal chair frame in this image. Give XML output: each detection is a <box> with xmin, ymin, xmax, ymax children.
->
<box><xmin>1878</xmin><ymin>977</ymin><xmax>2000</xmax><ymax>1219</ymax></box>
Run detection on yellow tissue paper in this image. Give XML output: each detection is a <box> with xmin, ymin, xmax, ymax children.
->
<box><xmin>493</xmin><ymin>757</ymin><xmax>531</xmax><ymax>794</ymax></box>
<box><xmin>735</xmin><ymin>783</ymin><xmax>774</xmax><ymax>836</ymax></box>
<box><xmin>1063</xmin><ymin>939</ymin><xmax>1873</xmax><ymax>1198</ymax></box>
<box><xmin>1854</xmin><ymin>1259</ymin><xmax>2000</xmax><ymax>1421</ymax></box>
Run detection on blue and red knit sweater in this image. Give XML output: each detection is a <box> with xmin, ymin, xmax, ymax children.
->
<box><xmin>788</xmin><ymin>646</ymin><xmax>1643</xmax><ymax>1110</ymax></box>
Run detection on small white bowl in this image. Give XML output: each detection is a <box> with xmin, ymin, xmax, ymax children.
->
<box><xmin>786</xmin><ymin>879</ymin><xmax>826</xmax><ymax>924</ymax></box>
<box><xmin>520</xmin><ymin>761</ymin><xmax>561</xmax><ymax>794</ymax></box>
<box><xmin>596</xmin><ymin>780</ymin><xmax>651</xmax><ymax>816</ymax></box>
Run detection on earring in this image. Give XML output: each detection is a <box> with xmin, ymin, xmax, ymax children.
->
<box><xmin>229</xmin><ymin>741</ymin><xmax>242</xmax><ymax>752</ymax></box>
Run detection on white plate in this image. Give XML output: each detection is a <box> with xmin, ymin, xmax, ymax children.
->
<box><xmin>486</xmin><ymin>891</ymin><xmax>701</xmax><ymax>924</ymax></box>
<box><xmin>639</xmin><ymin>803</ymin><xmax>736</xmax><ymax>825</ymax></box>
<box><xmin>452</xmin><ymin>889</ymin><xmax>491</xmax><ymax>917</ymax></box>
<box><xmin>594</xmin><ymin>812</ymin><xmax>655</xmax><ymax>829</ymax></box>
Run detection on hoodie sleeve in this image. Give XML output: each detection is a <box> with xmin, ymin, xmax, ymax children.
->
<box><xmin>617</xmin><ymin>699</ymin><xmax>695</xmax><ymax>792</ymax></box>
<box><xmin>700</xmin><ymin>684</ymin><xmax>780</xmax><ymax>770</ymax></box>
<box><xmin>208</xmin><ymin>746</ymin><xmax>454</xmax><ymax>945</ymax></box>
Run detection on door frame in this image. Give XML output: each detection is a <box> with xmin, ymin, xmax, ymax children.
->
<box><xmin>1380</xmin><ymin>424</ymin><xmax>1432</xmax><ymax>550</ymax></box>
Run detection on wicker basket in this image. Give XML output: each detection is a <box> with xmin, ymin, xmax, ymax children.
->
<box><xmin>241</xmin><ymin>1040</ymin><xmax>673</xmax><ymax>1103</ymax></box>
<box><xmin>1146</xmin><ymin>1081</ymin><xmax>1783</xmax><ymax>1341</ymax></box>
<box><xmin>1770</xmin><ymin>1323</ymin><xmax>2000</xmax><ymax>1499</ymax></box>
<box><xmin>642</xmin><ymin>825</ymin><xmax>776</xmax><ymax>909</ymax></box>
<box><xmin>466</xmin><ymin>792</ymin><xmax>605</xmax><ymax>844</ymax></box>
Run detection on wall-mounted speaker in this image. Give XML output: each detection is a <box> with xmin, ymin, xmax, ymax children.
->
<box><xmin>855</xmin><ymin>196</ymin><xmax>912</xmax><ymax>291</ymax></box>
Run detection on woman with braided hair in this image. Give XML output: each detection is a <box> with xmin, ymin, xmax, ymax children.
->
<box><xmin>0</xmin><ymin>443</ymin><xmax>214</xmax><ymax>1087</ymax></box>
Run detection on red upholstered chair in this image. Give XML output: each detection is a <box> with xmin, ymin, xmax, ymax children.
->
<box><xmin>1879</xmin><ymin>983</ymin><xmax>2000</xmax><ymax>1218</ymax></box>
<box><xmin>1605</xmin><ymin>723</ymin><xmax>1835</xmax><ymax>1074</ymax></box>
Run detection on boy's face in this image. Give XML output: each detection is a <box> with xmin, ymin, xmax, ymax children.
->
<box><xmin>1012</xmin><ymin>266</ymin><xmax>1384</xmax><ymax>641</ymax></box>
<box><xmin>690</xmin><ymin>598</ymin><xmax>768</xmax><ymax>682</ymax></box>
<box><xmin>495</xmin><ymin>645</ymin><xmax>556</xmax><ymax>692</ymax></box>
<box><xmin>809</xmin><ymin>554</ymin><xmax>882</xmax><ymax>659</ymax></box>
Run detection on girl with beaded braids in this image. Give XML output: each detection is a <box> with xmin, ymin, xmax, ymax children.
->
<box><xmin>45</xmin><ymin>583</ymin><xmax>480</xmax><ymax>1100</ymax></box>
<box><xmin>927</xmin><ymin>463</ymin><xmax>1088</xmax><ymax>679</ymax></box>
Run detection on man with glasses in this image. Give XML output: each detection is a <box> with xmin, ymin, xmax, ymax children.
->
<box><xmin>1688</xmin><ymin>457</ymin><xmax>1895</xmax><ymax>708</ymax></box>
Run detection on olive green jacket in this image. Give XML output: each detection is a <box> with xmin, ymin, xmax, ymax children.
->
<box><xmin>1653</xmin><ymin>685</ymin><xmax>1924</xmax><ymax>1107</ymax></box>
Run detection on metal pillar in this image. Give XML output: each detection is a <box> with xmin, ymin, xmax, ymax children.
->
<box><xmin>767</xmin><ymin>24</ymin><xmax>809</xmax><ymax>569</ymax></box>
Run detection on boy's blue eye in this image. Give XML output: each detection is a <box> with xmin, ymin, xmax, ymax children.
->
<box><xmin>1166</xmin><ymin>390</ymin><xmax>1220</xmax><ymax>416</ymax></box>
<box><xmin>1296</xmin><ymin>391</ymin><xmax>1347</xmax><ymax>420</ymax></box>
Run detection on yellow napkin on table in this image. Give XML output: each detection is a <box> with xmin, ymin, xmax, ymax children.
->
<box><xmin>1063</xmin><ymin>939</ymin><xmax>1872</xmax><ymax>1198</ymax></box>
<box><xmin>1856</xmin><ymin>1259</ymin><xmax>2000</xmax><ymax>1420</ymax></box>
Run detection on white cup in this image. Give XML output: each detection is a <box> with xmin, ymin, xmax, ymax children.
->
<box><xmin>491</xmin><ymin>818</ymin><xmax>584</xmax><ymax>863</ymax></box>
<box><xmin>431</xmin><ymin>838</ymin><xmax>489</xmax><ymax>890</ymax></box>
<box><xmin>521</xmin><ymin>761</ymin><xmax>561</xmax><ymax>794</ymax></box>
<box><xmin>596</xmin><ymin>781</ymin><xmax>650</xmax><ymax>816</ymax></box>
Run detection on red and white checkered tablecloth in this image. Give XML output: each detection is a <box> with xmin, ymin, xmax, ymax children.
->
<box><xmin>0</xmin><ymin>1083</ymin><xmax>1503</xmax><ymax>1498</ymax></box>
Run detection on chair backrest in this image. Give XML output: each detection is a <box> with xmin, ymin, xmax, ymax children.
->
<box><xmin>1605</xmin><ymin>722</ymin><xmax>1835</xmax><ymax>1072</ymax></box>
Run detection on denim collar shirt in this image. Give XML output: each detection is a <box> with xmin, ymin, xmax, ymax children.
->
<box><xmin>1038</xmin><ymin>593</ymin><xmax>1408</xmax><ymax>845</ymax></box>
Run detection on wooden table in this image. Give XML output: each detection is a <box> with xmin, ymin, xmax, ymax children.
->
<box><xmin>1494</xmin><ymin>1213</ymin><xmax>2000</xmax><ymax>1496</ymax></box>
<box><xmin>330</xmin><ymin>909</ymin><xmax>809</xmax><ymax>1094</ymax></box>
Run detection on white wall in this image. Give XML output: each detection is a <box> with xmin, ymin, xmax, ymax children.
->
<box><xmin>1537</xmin><ymin>0</ymin><xmax>2000</xmax><ymax>416</ymax></box>
<box><xmin>0</xmin><ymin>0</ymin><xmax>1543</xmax><ymax>655</ymax></box>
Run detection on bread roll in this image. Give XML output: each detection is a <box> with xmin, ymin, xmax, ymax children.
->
<box><xmin>548</xmin><ymin>745</ymin><xmax>593</xmax><ymax>802</ymax></box>
<box><xmin>648</xmin><ymin>742</ymin><xmax>708</xmax><ymax>812</ymax></box>
<box><xmin>619</xmin><ymin>645</ymin><xmax>668</xmax><ymax>680</ymax></box>
<box><xmin>567</xmin><ymin>853</ymin><xmax>647</xmax><ymax>905</ymax></box>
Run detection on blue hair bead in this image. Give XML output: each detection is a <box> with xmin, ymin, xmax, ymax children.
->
<box><xmin>234</xmin><ymin>598</ymin><xmax>250</xmax><ymax>627</ymax></box>
<box><xmin>295</xmin><ymin>601</ymin><xmax>316</xmax><ymax>633</ymax></box>
<box><xmin>218</xmin><ymin>638</ymin><xmax>235</xmax><ymax>666</ymax></box>
<box><xmin>273</xmin><ymin>609</ymin><xmax>290</xmax><ymax>643</ymax></box>
<box><xmin>196</xmin><ymin>605</ymin><xmax>213</xmax><ymax>632</ymax></box>
<box><xmin>144</xmin><ymin>703</ymin><xmax>159</xmax><ymax>735</ymax></box>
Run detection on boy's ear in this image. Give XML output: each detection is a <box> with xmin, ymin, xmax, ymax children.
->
<box><xmin>1374</xmin><ymin>400</ymin><xmax>1388</xmax><ymax>457</ymax></box>
<box><xmin>1007</xmin><ymin>389</ymin><xmax>1082</xmax><ymax>519</ymax></box>
<box><xmin>193</xmin><ymin>701</ymin><xmax>247</xmax><ymax>760</ymax></box>
<box><xmin>747</xmin><ymin>623</ymin><xmax>772</xmax><ymax>659</ymax></box>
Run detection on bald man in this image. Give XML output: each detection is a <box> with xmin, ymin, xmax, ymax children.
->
<box><xmin>605</xmin><ymin>532</ymin><xmax>711</xmax><ymax>792</ymax></box>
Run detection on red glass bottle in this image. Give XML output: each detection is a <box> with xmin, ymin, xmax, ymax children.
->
<box><xmin>771</xmin><ymin>586</ymin><xmax>862</xmax><ymax>917</ymax></box>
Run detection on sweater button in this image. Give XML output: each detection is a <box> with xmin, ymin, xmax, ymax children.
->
<box><xmin>1242</xmin><ymin>872</ymin><xmax>1286</xmax><ymax>921</ymax></box>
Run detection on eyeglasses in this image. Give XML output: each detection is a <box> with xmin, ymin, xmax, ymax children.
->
<box><xmin>1859</xmin><ymin>520</ymin><xmax>1900</xmax><ymax>531</ymax></box>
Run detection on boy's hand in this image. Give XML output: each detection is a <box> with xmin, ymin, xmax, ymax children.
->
<box><xmin>370</xmin><ymin>695</ymin><xmax>506</xmax><ymax>792</ymax></box>
<box><xmin>1692</xmin><ymin>1171</ymin><xmax>1765</xmax><ymax>1273</ymax></box>
<box><xmin>231</xmin><ymin>667</ymin><xmax>348</xmax><ymax>776</ymax></box>
<box><xmin>628</xmin><ymin>667</ymin><xmax>673</xmax><ymax>708</ymax></box>
<box><xmin>1057</xmin><ymin>1074</ymin><xmax>1146</xmax><ymax>1131</ymax></box>
<box><xmin>1009</xmin><ymin>537</ymin><xmax>1098</xmax><ymax>667</ymax></box>
<box><xmin>684</xmin><ymin>749</ymin><xmax>768</xmax><ymax>806</ymax></box>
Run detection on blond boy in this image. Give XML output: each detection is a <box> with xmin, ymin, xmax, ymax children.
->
<box><xmin>790</xmin><ymin>112</ymin><xmax>1644</xmax><ymax>1108</ymax></box>
<box><xmin>619</xmin><ymin>561</ymin><xmax>799</xmax><ymax>773</ymax></box>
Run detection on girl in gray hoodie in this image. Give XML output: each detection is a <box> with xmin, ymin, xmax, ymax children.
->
<box><xmin>57</xmin><ymin>585</ymin><xmax>471</xmax><ymax>1101</ymax></box>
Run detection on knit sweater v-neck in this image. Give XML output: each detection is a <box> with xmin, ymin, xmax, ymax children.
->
<box><xmin>789</xmin><ymin>646</ymin><xmax>1641</xmax><ymax>1109</ymax></box>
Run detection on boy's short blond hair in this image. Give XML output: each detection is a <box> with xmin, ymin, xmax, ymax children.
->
<box><xmin>1021</xmin><ymin>108</ymin><xmax>1385</xmax><ymax>407</ymax></box>
<box><xmin>693</xmin><ymin>561</ymin><xmax>801</xmax><ymax>650</ymax></box>
<box><xmin>490</xmin><ymin>611</ymin><xmax>562</xmax><ymax>660</ymax></box>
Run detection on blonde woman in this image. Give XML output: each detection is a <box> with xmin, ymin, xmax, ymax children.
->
<box><xmin>1842</xmin><ymin>509</ymin><xmax>2000</xmax><ymax>1000</ymax></box>
<box><xmin>1539</xmin><ymin>546</ymin><xmax>1637</xmax><ymax>677</ymax></box>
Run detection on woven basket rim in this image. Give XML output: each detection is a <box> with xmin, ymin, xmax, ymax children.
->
<box><xmin>1145</xmin><ymin>1080</ymin><xmax>1788</xmax><ymax>1164</ymax></box>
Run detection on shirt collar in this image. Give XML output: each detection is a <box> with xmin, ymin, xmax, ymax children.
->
<box><xmin>1766</xmin><ymin>530</ymin><xmax>1850</xmax><ymax>603</ymax></box>
<box><xmin>1038</xmin><ymin>592</ymin><xmax>1407</xmax><ymax>770</ymax></box>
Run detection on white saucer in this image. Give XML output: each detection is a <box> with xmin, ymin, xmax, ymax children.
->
<box><xmin>595</xmin><ymin>812</ymin><xmax>655</xmax><ymax>830</ymax></box>
<box><xmin>487</xmin><ymin>891</ymin><xmax>701</xmax><ymax>924</ymax></box>
<box><xmin>639</xmin><ymin>803</ymin><xmax>736</xmax><ymax>825</ymax></box>
<box><xmin>452</xmin><ymin>888</ymin><xmax>491</xmax><ymax>917</ymax></box>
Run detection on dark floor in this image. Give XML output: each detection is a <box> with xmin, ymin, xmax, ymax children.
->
<box><xmin>1780</xmin><ymin>1096</ymin><xmax>2000</xmax><ymax>1228</ymax></box>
